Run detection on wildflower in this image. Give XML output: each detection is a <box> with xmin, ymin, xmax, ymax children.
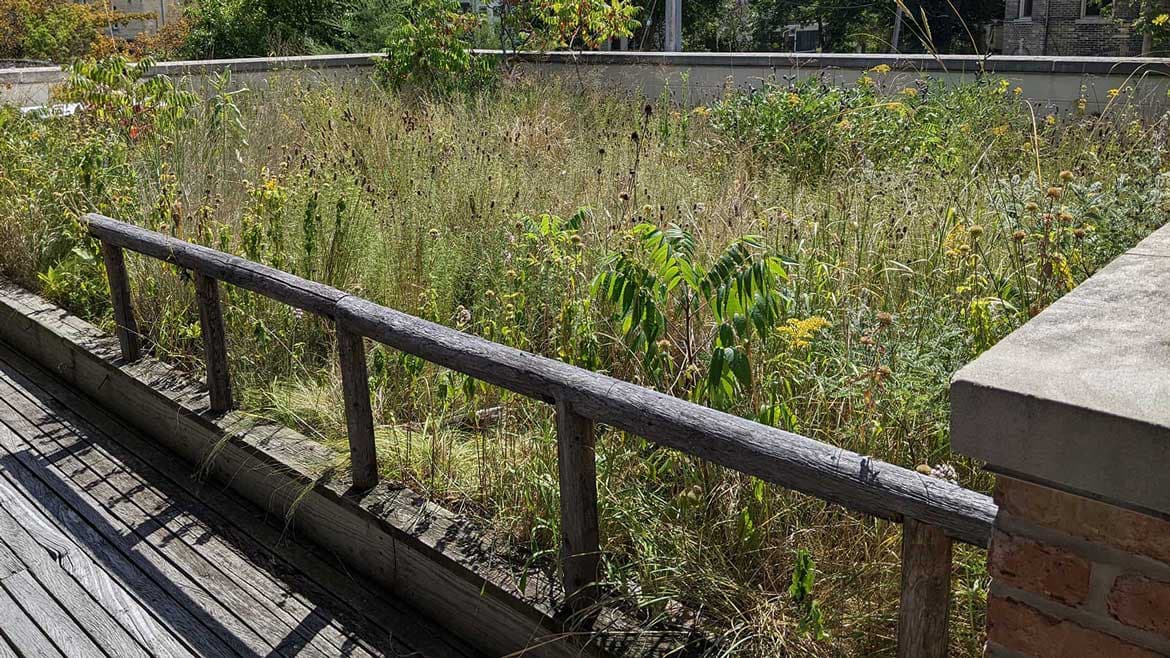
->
<box><xmin>900</xmin><ymin>87</ymin><xmax>918</xmax><ymax>97</ymax></box>
<box><xmin>858</xmin><ymin>74</ymin><xmax>874</xmax><ymax>87</ymax></box>
<box><xmin>778</xmin><ymin>316</ymin><xmax>830</xmax><ymax>348</ymax></box>
<box><xmin>786</xmin><ymin>92</ymin><xmax>801</xmax><ymax>106</ymax></box>
<box><xmin>1025</xmin><ymin>201</ymin><xmax>1039</xmax><ymax>212</ymax></box>
<box><xmin>1059</xmin><ymin>170</ymin><xmax>1074</xmax><ymax>182</ymax></box>
<box><xmin>917</xmin><ymin>463</ymin><xmax>958</xmax><ymax>483</ymax></box>
<box><xmin>1013</xmin><ymin>86</ymin><xmax>1023</xmax><ymax>96</ymax></box>
<box><xmin>1045</xmin><ymin>114</ymin><xmax>1057</xmax><ymax>126</ymax></box>
<box><xmin>1154</xmin><ymin>12</ymin><xmax>1169</xmax><ymax>25</ymax></box>
<box><xmin>969</xmin><ymin>224</ymin><xmax>984</xmax><ymax>238</ymax></box>
<box><xmin>991</xmin><ymin>125</ymin><xmax>1009</xmax><ymax>137</ymax></box>
<box><xmin>505</xmin><ymin>269</ymin><xmax>517</xmax><ymax>279</ymax></box>
<box><xmin>655</xmin><ymin>338</ymin><xmax>672</xmax><ymax>352</ymax></box>
<box><xmin>692</xmin><ymin>106</ymin><xmax>710</xmax><ymax>118</ymax></box>
<box><xmin>1058</xmin><ymin>211</ymin><xmax>1074</xmax><ymax>223</ymax></box>
<box><xmin>876</xmin><ymin>311</ymin><xmax>893</xmax><ymax>326</ymax></box>
<box><xmin>1047</xmin><ymin>186</ymin><xmax>1063</xmax><ymax>199</ymax></box>
<box><xmin>1013</xmin><ymin>230</ymin><xmax>1027</xmax><ymax>241</ymax></box>
<box><xmin>1108</xmin><ymin>88</ymin><xmax>1121</xmax><ymax>100</ymax></box>
<box><xmin>1073</xmin><ymin>228</ymin><xmax>1086</xmax><ymax>238</ymax></box>
<box><xmin>484</xmin><ymin>289</ymin><xmax>496</xmax><ymax>299</ymax></box>
<box><xmin>1076</xmin><ymin>97</ymin><xmax>1088</xmax><ymax>112</ymax></box>
<box><xmin>428</xmin><ymin>228</ymin><xmax>440</xmax><ymax>239</ymax></box>
<box><xmin>870</xmin><ymin>64</ymin><xmax>892</xmax><ymax>74</ymax></box>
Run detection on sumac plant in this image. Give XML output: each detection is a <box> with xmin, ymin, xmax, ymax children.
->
<box><xmin>593</xmin><ymin>224</ymin><xmax>789</xmax><ymax>408</ymax></box>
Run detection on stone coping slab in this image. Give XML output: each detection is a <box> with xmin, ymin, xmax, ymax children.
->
<box><xmin>951</xmin><ymin>223</ymin><xmax>1170</xmax><ymax>519</ymax></box>
<box><xmin>5</xmin><ymin>50</ymin><xmax>1170</xmax><ymax>85</ymax></box>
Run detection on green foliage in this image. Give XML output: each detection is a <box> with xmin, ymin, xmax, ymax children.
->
<box><xmin>788</xmin><ymin>549</ymin><xmax>828</xmax><ymax>641</ymax></box>
<box><xmin>181</xmin><ymin>0</ymin><xmax>346</xmax><ymax>58</ymax></box>
<box><xmin>0</xmin><ymin>0</ymin><xmax>142</xmax><ymax>62</ymax></box>
<box><xmin>376</xmin><ymin>0</ymin><xmax>494</xmax><ymax>96</ymax></box>
<box><xmin>593</xmin><ymin>224</ymin><xmax>787</xmax><ymax>406</ymax></box>
<box><xmin>3</xmin><ymin>70</ymin><xmax>1168</xmax><ymax>657</ymax></box>
<box><xmin>56</xmin><ymin>56</ymin><xmax>199</xmax><ymax>140</ymax></box>
<box><xmin>499</xmin><ymin>0</ymin><xmax>641</xmax><ymax>51</ymax></box>
<box><xmin>711</xmin><ymin>75</ymin><xmax>1025</xmax><ymax>182</ymax></box>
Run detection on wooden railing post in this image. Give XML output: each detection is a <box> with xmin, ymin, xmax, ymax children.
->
<box><xmin>99</xmin><ymin>242</ymin><xmax>141</xmax><ymax>362</ymax></box>
<box><xmin>897</xmin><ymin>519</ymin><xmax>953</xmax><ymax>658</ymax></box>
<box><xmin>194</xmin><ymin>272</ymin><xmax>232</xmax><ymax>413</ymax></box>
<box><xmin>555</xmin><ymin>399</ymin><xmax>601</xmax><ymax>621</ymax></box>
<box><xmin>336</xmin><ymin>323</ymin><xmax>378</xmax><ymax>490</ymax></box>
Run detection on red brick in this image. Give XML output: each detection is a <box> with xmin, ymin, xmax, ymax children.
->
<box><xmin>996</xmin><ymin>477</ymin><xmax>1170</xmax><ymax>566</ymax></box>
<box><xmin>1108</xmin><ymin>574</ymin><xmax>1170</xmax><ymax>639</ymax></box>
<box><xmin>989</xmin><ymin>530</ymin><xmax>1092</xmax><ymax>605</ymax></box>
<box><xmin>987</xmin><ymin>596</ymin><xmax>1163</xmax><ymax>658</ymax></box>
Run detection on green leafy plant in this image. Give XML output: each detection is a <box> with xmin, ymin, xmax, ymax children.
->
<box><xmin>789</xmin><ymin>548</ymin><xmax>828</xmax><ymax>641</ymax></box>
<box><xmin>593</xmin><ymin>224</ymin><xmax>788</xmax><ymax>407</ymax></box>
<box><xmin>376</xmin><ymin>0</ymin><xmax>494</xmax><ymax>96</ymax></box>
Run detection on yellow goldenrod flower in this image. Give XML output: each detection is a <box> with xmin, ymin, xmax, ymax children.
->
<box><xmin>870</xmin><ymin>64</ymin><xmax>892</xmax><ymax>74</ymax></box>
<box><xmin>1108</xmin><ymin>88</ymin><xmax>1121</xmax><ymax>99</ymax></box>
<box><xmin>900</xmin><ymin>87</ymin><xmax>918</xmax><ymax>97</ymax></box>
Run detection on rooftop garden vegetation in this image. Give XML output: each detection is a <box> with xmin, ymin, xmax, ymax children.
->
<box><xmin>1</xmin><ymin>48</ymin><xmax>1168</xmax><ymax>655</ymax></box>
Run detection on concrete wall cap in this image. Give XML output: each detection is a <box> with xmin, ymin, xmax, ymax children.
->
<box><xmin>951</xmin><ymin>223</ymin><xmax>1170</xmax><ymax>518</ymax></box>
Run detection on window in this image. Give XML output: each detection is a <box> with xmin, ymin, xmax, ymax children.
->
<box><xmin>1019</xmin><ymin>0</ymin><xmax>1033</xmax><ymax>19</ymax></box>
<box><xmin>1082</xmin><ymin>0</ymin><xmax>1113</xmax><ymax>18</ymax></box>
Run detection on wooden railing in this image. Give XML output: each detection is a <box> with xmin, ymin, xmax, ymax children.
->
<box><xmin>84</xmin><ymin>212</ymin><xmax>996</xmax><ymax>657</ymax></box>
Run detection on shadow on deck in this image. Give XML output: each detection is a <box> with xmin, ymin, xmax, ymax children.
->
<box><xmin>0</xmin><ymin>342</ymin><xmax>479</xmax><ymax>658</ymax></box>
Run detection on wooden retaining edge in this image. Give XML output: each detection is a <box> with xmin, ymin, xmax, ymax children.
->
<box><xmin>0</xmin><ymin>279</ymin><xmax>693</xmax><ymax>658</ymax></box>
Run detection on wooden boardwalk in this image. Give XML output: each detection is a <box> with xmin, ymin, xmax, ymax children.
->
<box><xmin>0</xmin><ymin>341</ymin><xmax>479</xmax><ymax>658</ymax></box>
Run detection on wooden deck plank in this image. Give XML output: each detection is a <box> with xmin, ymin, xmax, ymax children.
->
<box><xmin>0</xmin><ymin>630</ymin><xmax>18</xmax><ymax>658</ymax></box>
<box><xmin>0</xmin><ymin>471</ymin><xmax>197</xmax><ymax>658</ymax></box>
<box><xmin>0</xmin><ymin>341</ymin><xmax>480</xmax><ymax>658</ymax></box>
<box><xmin>0</xmin><ymin>569</ymin><xmax>105</xmax><ymax>657</ymax></box>
<box><xmin>0</xmin><ymin>583</ymin><xmax>66</xmax><ymax>658</ymax></box>
<box><xmin>0</xmin><ymin>402</ymin><xmax>306</xmax><ymax>658</ymax></box>
<box><xmin>0</xmin><ymin>379</ymin><xmax>377</xmax><ymax>658</ymax></box>
<box><xmin>0</xmin><ymin>517</ymin><xmax>152</xmax><ymax>658</ymax></box>
<box><xmin>0</xmin><ymin>423</ymin><xmax>266</xmax><ymax>657</ymax></box>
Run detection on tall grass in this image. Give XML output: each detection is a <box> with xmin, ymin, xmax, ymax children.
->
<box><xmin>1</xmin><ymin>68</ymin><xmax>1167</xmax><ymax>656</ymax></box>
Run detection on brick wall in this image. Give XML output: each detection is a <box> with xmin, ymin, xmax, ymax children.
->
<box><xmin>985</xmin><ymin>477</ymin><xmax>1170</xmax><ymax>658</ymax></box>
<box><xmin>1002</xmin><ymin>0</ymin><xmax>1144</xmax><ymax>55</ymax></box>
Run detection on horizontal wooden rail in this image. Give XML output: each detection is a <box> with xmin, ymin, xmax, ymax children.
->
<box><xmin>82</xmin><ymin>212</ymin><xmax>996</xmax><ymax>656</ymax></box>
<box><xmin>84</xmin><ymin>213</ymin><xmax>995</xmax><ymax>545</ymax></box>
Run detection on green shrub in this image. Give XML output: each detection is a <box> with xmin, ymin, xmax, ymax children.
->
<box><xmin>376</xmin><ymin>0</ymin><xmax>494</xmax><ymax>96</ymax></box>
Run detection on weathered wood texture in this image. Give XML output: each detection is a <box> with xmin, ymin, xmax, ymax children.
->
<box><xmin>337</xmin><ymin>296</ymin><xmax>996</xmax><ymax>547</ymax></box>
<box><xmin>0</xmin><ymin>281</ymin><xmax>598</xmax><ymax>658</ymax></box>
<box><xmin>556</xmin><ymin>400</ymin><xmax>601</xmax><ymax>620</ymax></box>
<box><xmin>80</xmin><ymin>213</ymin><xmax>996</xmax><ymax>547</ymax></box>
<box><xmin>86</xmin><ymin>213</ymin><xmax>347</xmax><ymax>316</ymax></box>
<box><xmin>99</xmin><ymin>241</ymin><xmax>141</xmax><ymax>362</ymax></box>
<box><xmin>897</xmin><ymin>519</ymin><xmax>953</xmax><ymax>658</ymax></box>
<box><xmin>0</xmin><ymin>344</ymin><xmax>472</xmax><ymax>658</ymax></box>
<box><xmin>336</xmin><ymin>323</ymin><xmax>378</xmax><ymax>490</ymax></box>
<box><xmin>194</xmin><ymin>272</ymin><xmax>232</xmax><ymax>413</ymax></box>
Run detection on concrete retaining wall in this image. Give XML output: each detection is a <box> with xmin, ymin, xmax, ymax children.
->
<box><xmin>2</xmin><ymin>50</ymin><xmax>1169</xmax><ymax>112</ymax></box>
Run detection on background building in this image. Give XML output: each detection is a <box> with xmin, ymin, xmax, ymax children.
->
<box><xmin>1001</xmin><ymin>0</ymin><xmax>1146</xmax><ymax>55</ymax></box>
<box><xmin>104</xmin><ymin>0</ymin><xmax>183</xmax><ymax>40</ymax></box>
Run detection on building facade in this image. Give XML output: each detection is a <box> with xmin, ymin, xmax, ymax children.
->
<box><xmin>105</xmin><ymin>0</ymin><xmax>183</xmax><ymax>40</ymax></box>
<box><xmin>1001</xmin><ymin>0</ymin><xmax>1145</xmax><ymax>55</ymax></box>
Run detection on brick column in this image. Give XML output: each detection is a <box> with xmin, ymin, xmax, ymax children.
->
<box><xmin>951</xmin><ymin>225</ymin><xmax>1170</xmax><ymax>658</ymax></box>
<box><xmin>984</xmin><ymin>478</ymin><xmax>1170</xmax><ymax>657</ymax></box>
